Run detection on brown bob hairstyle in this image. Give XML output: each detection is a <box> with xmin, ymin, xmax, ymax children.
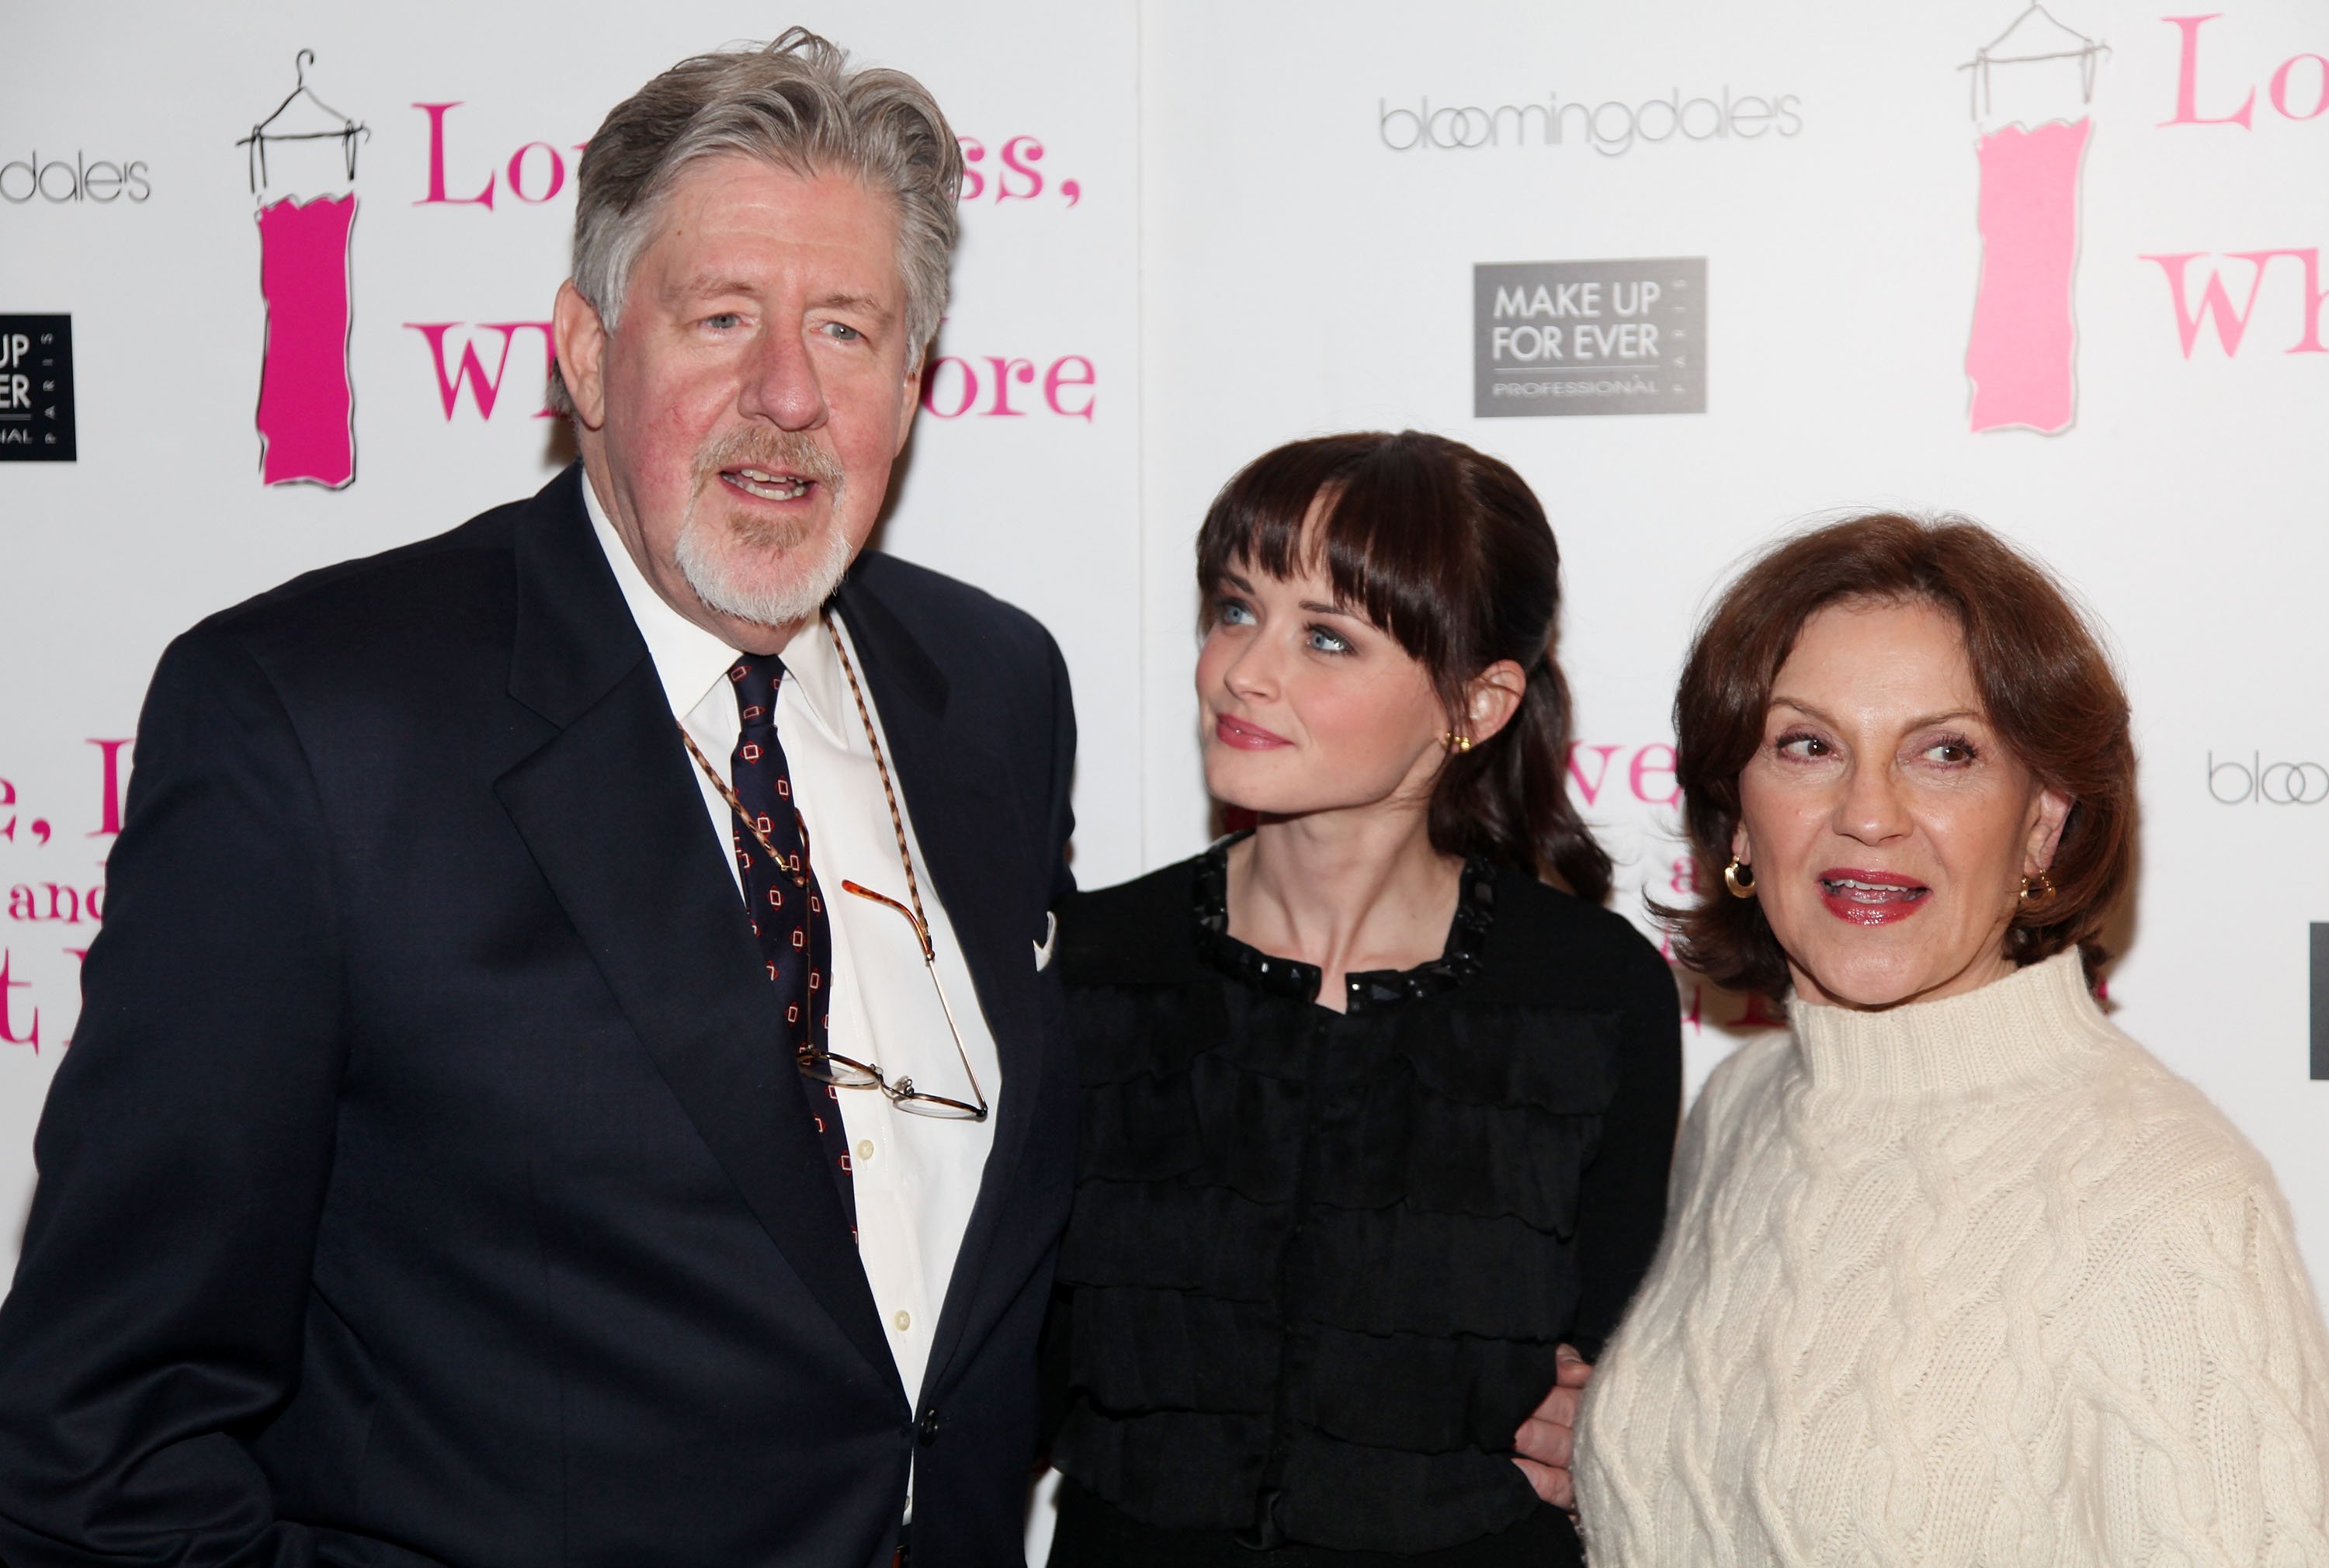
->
<box><xmin>1663</xmin><ymin>512</ymin><xmax>2136</xmax><ymax>996</ymax></box>
<box><xmin>1195</xmin><ymin>430</ymin><xmax>1613</xmax><ymax>904</ymax></box>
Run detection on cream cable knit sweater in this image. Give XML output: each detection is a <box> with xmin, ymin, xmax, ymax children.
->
<box><xmin>1575</xmin><ymin>950</ymin><xmax>2329</xmax><ymax>1566</ymax></box>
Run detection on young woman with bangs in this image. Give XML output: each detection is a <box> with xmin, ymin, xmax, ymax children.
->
<box><xmin>1042</xmin><ymin>431</ymin><xmax>1682</xmax><ymax>1566</ymax></box>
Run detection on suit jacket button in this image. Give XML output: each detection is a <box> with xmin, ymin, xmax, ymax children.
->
<box><xmin>917</xmin><ymin>1408</ymin><xmax>941</xmax><ymax>1446</ymax></box>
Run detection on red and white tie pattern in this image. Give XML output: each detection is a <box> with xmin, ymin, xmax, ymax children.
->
<box><xmin>727</xmin><ymin>657</ymin><xmax>853</xmax><ymax>1230</ymax></box>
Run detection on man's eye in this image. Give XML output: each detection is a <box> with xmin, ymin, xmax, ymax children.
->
<box><xmin>704</xmin><ymin>313</ymin><xmax>742</xmax><ymax>331</ymax></box>
<box><xmin>822</xmin><ymin>321</ymin><xmax>863</xmax><ymax>341</ymax></box>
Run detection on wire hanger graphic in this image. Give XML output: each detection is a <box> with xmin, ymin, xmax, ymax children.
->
<box><xmin>1959</xmin><ymin>4</ymin><xmax>2109</xmax><ymax>118</ymax></box>
<box><xmin>236</xmin><ymin>50</ymin><xmax>369</xmax><ymax>193</ymax></box>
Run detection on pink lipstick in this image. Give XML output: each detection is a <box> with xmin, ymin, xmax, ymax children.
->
<box><xmin>1213</xmin><ymin>713</ymin><xmax>1290</xmax><ymax>750</ymax></box>
<box><xmin>1816</xmin><ymin>867</ymin><xmax>1931</xmax><ymax>927</ymax></box>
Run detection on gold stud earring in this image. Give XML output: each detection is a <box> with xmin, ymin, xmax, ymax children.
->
<box><xmin>1723</xmin><ymin>857</ymin><xmax>1757</xmax><ymax>898</ymax></box>
<box><xmin>1442</xmin><ymin>731</ymin><xmax>1473</xmax><ymax>754</ymax></box>
<box><xmin>2018</xmin><ymin>869</ymin><xmax>2056</xmax><ymax>905</ymax></box>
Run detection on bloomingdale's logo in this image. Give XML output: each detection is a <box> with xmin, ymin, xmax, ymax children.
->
<box><xmin>1380</xmin><ymin>87</ymin><xmax>1803</xmax><ymax>156</ymax></box>
<box><xmin>2207</xmin><ymin>751</ymin><xmax>2329</xmax><ymax>805</ymax></box>
<box><xmin>0</xmin><ymin>151</ymin><xmax>151</xmax><ymax>203</ymax></box>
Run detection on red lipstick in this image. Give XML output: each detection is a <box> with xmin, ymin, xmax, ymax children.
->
<box><xmin>1816</xmin><ymin>867</ymin><xmax>1931</xmax><ymax>926</ymax></box>
<box><xmin>1213</xmin><ymin>713</ymin><xmax>1290</xmax><ymax>750</ymax></box>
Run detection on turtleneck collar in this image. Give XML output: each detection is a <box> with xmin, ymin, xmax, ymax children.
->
<box><xmin>1788</xmin><ymin>949</ymin><xmax>2116</xmax><ymax>1101</ymax></box>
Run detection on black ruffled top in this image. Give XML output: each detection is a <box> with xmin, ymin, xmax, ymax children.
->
<box><xmin>1047</xmin><ymin>838</ymin><xmax>1682</xmax><ymax>1562</ymax></box>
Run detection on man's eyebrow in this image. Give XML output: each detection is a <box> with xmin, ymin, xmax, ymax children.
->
<box><xmin>810</xmin><ymin>290</ymin><xmax>895</xmax><ymax>319</ymax></box>
<box><xmin>666</xmin><ymin>276</ymin><xmax>762</xmax><ymax>305</ymax></box>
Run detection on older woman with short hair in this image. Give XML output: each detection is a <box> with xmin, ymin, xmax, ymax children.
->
<box><xmin>1575</xmin><ymin>514</ymin><xmax>2329</xmax><ymax>1565</ymax></box>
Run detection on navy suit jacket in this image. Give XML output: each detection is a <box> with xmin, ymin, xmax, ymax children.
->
<box><xmin>0</xmin><ymin>466</ymin><xmax>1078</xmax><ymax>1568</ymax></box>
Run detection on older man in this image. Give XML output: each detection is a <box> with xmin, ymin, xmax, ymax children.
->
<box><xmin>0</xmin><ymin>33</ymin><xmax>1074</xmax><ymax>1568</ymax></box>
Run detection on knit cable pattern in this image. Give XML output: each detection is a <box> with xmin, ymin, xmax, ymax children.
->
<box><xmin>1576</xmin><ymin>952</ymin><xmax>2329</xmax><ymax>1566</ymax></box>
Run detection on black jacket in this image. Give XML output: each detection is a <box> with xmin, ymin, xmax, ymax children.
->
<box><xmin>1048</xmin><ymin>845</ymin><xmax>1680</xmax><ymax>1560</ymax></box>
<box><xmin>0</xmin><ymin>466</ymin><xmax>1078</xmax><ymax>1568</ymax></box>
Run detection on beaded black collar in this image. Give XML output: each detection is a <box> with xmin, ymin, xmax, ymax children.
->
<box><xmin>1190</xmin><ymin>832</ymin><xmax>1496</xmax><ymax>1012</ymax></box>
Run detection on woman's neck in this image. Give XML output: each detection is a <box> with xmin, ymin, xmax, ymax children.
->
<box><xmin>1227</xmin><ymin>807</ymin><xmax>1463</xmax><ymax>1013</ymax></box>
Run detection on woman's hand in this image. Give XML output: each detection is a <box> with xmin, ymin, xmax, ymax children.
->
<box><xmin>1512</xmin><ymin>1344</ymin><xmax>1592</xmax><ymax>1511</ymax></box>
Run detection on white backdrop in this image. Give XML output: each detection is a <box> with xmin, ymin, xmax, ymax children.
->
<box><xmin>4</xmin><ymin>0</ymin><xmax>2324</xmax><ymax>1496</ymax></box>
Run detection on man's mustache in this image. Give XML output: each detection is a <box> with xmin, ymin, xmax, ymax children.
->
<box><xmin>693</xmin><ymin>428</ymin><xmax>846</xmax><ymax>492</ymax></box>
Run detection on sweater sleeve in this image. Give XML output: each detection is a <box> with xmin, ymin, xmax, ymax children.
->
<box><xmin>2077</xmin><ymin>1177</ymin><xmax>2329</xmax><ymax>1566</ymax></box>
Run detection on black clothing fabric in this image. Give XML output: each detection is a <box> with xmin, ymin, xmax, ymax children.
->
<box><xmin>0</xmin><ymin>465</ymin><xmax>1079</xmax><ymax>1568</ymax></box>
<box><xmin>1047</xmin><ymin>840</ymin><xmax>1681</xmax><ymax>1562</ymax></box>
<box><xmin>1050</xmin><ymin>1475</ymin><xmax>1573</xmax><ymax>1567</ymax></box>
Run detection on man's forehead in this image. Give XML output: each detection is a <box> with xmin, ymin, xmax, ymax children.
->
<box><xmin>637</xmin><ymin>159</ymin><xmax>904</xmax><ymax>290</ymax></box>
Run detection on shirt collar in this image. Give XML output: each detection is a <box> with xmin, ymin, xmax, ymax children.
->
<box><xmin>580</xmin><ymin>472</ymin><xmax>852</xmax><ymax>744</ymax></box>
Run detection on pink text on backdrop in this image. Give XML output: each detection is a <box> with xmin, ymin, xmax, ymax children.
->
<box><xmin>2140</xmin><ymin>248</ymin><xmax>2328</xmax><ymax>354</ymax></box>
<box><xmin>0</xmin><ymin>951</ymin><xmax>36</xmax><ymax>1050</ymax></box>
<box><xmin>2160</xmin><ymin>15</ymin><xmax>2329</xmax><ymax>127</ymax></box>
<box><xmin>413</xmin><ymin>104</ymin><xmax>584</xmax><ymax>207</ymax></box>
<box><xmin>407</xmin><ymin>322</ymin><xmax>557</xmax><ymax>418</ymax></box>
<box><xmin>7</xmin><ymin>885</ymin><xmax>101</xmax><ymax>925</ymax></box>
<box><xmin>957</xmin><ymin>137</ymin><xmax>1080</xmax><ymax>205</ymax></box>
<box><xmin>1564</xmin><ymin>742</ymin><xmax>1678</xmax><ymax>807</ymax></box>
<box><xmin>87</xmin><ymin>738</ymin><xmax>128</xmax><ymax>838</ymax></box>
<box><xmin>0</xmin><ymin>779</ymin><xmax>47</xmax><ymax>846</ymax></box>
<box><xmin>920</xmin><ymin>355</ymin><xmax>1095</xmax><ymax>420</ymax></box>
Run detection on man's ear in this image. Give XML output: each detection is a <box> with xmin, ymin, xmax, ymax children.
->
<box><xmin>892</xmin><ymin>352</ymin><xmax>924</xmax><ymax>458</ymax></box>
<box><xmin>553</xmin><ymin>280</ymin><xmax>609</xmax><ymax>430</ymax></box>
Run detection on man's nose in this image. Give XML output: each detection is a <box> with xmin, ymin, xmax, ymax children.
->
<box><xmin>738</xmin><ymin>327</ymin><xmax>829</xmax><ymax>431</ymax></box>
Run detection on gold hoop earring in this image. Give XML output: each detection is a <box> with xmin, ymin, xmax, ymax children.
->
<box><xmin>1442</xmin><ymin>731</ymin><xmax>1473</xmax><ymax>754</ymax></box>
<box><xmin>2018</xmin><ymin>869</ymin><xmax>2056</xmax><ymax>906</ymax></box>
<box><xmin>1723</xmin><ymin>857</ymin><xmax>1757</xmax><ymax>898</ymax></box>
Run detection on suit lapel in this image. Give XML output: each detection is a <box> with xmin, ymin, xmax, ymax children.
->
<box><xmin>831</xmin><ymin>576</ymin><xmax>1046</xmax><ymax>1397</ymax></box>
<box><xmin>495</xmin><ymin>469</ymin><xmax>901</xmax><ymax>1397</ymax></box>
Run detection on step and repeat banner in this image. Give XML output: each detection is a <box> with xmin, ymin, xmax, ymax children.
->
<box><xmin>4</xmin><ymin>0</ymin><xmax>2324</xmax><ymax>1374</ymax></box>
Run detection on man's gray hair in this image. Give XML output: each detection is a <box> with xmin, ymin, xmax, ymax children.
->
<box><xmin>550</xmin><ymin>28</ymin><xmax>961</xmax><ymax>412</ymax></box>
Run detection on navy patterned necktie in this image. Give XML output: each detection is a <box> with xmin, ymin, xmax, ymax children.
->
<box><xmin>726</xmin><ymin>656</ymin><xmax>854</xmax><ymax>1232</ymax></box>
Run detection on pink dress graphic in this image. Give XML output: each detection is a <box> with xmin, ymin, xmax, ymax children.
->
<box><xmin>1966</xmin><ymin>120</ymin><xmax>2090</xmax><ymax>433</ymax></box>
<box><xmin>256</xmin><ymin>195</ymin><xmax>356</xmax><ymax>487</ymax></box>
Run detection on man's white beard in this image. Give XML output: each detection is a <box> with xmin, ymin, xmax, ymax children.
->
<box><xmin>675</xmin><ymin>505</ymin><xmax>856</xmax><ymax>631</ymax></box>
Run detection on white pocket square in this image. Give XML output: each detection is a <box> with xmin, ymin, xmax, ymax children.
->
<box><xmin>1033</xmin><ymin>911</ymin><xmax>1058</xmax><ymax>972</ymax></box>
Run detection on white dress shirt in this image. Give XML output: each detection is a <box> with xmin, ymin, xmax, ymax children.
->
<box><xmin>583</xmin><ymin>480</ymin><xmax>1001</xmax><ymax>1431</ymax></box>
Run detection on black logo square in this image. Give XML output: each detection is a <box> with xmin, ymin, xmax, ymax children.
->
<box><xmin>0</xmin><ymin>314</ymin><xmax>75</xmax><ymax>461</ymax></box>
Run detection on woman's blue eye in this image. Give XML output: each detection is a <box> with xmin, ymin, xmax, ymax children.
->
<box><xmin>1307</xmin><ymin>626</ymin><xmax>1352</xmax><ymax>654</ymax></box>
<box><xmin>1215</xmin><ymin>600</ymin><xmax>1255</xmax><ymax>626</ymax></box>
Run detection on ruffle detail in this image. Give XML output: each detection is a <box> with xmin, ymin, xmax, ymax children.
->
<box><xmin>1068</xmin><ymin>987</ymin><xmax>1619</xmax><ymax>1232</ymax></box>
<box><xmin>1060</xmin><ymin>1190</ymin><xmax>1585</xmax><ymax>1338</ymax></box>
<box><xmin>1055</xmin><ymin>1404</ymin><xmax>1541</xmax><ymax>1555</ymax></box>
<box><xmin>1062</xmin><ymin>1282</ymin><xmax>1574</xmax><ymax>1449</ymax></box>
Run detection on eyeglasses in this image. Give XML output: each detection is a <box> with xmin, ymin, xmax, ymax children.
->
<box><xmin>679</xmin><ymin>618</ymin><xmax>990</xmax><ymax>1124</ymax></box>
<box><xmin>810</xmin><ymin>879</ymin><xmax>987</xmax><ymax>1120</ymax></box>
